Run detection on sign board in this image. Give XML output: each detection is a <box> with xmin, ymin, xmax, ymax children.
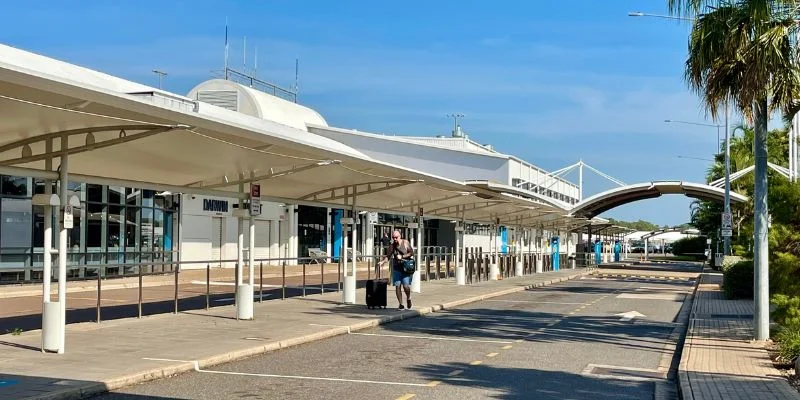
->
<box><xmin>340</xmin><ymin>217</ymin><xmax>355</xmax><ymax>225</ymax></box>
<box><xmin>366</xmin><ymin>212</ymin><xmax>378</xmax><ymax>225</ymax></box>
<box><xmin>454</xmin><ymin>226</ymin><xmax>465</xmax><ymax>232</ymax></box>
<box><xmin>721</xmin><ymin>228</ymin><xmax>733</xmax><ymax>237</ymax></box>
<box><xmin>721</xmin><ymin>212</ymin><xmax>732</xmax><ymax>229</ymax></box>
<box><xmin>64</xmin><ymin>205</ymin><xmax>74</xmax><ymax>229</ymax></box>
<box><xmin>249</xmin><ymin>184</ymin><xmax>261</xmax><ymax>216</ymax></box>
<box><xmin>706</xmin><ymin>238</ymin><xmax>712</xmax><ymax>245</ymax></box>
<box><xmin>407</xmin><ymin>222</ymin><xmax>419</xmax><ymax>229</ymax></box>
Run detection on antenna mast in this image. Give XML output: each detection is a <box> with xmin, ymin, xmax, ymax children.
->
<box><xmin>224</xmin><ymin>17</ymin><xmax>229</xmax><ymax>79</ymax></box>
<box><xmin>295</xmin><ymin>58</ymin><xmax>300</xmax><ymax>101</ymax></box>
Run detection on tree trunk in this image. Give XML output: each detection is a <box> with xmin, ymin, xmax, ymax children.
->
<box><xmin>753</xmin><ymin>97</ymin><xmax>770</xmax><ymax>341</ymax></box>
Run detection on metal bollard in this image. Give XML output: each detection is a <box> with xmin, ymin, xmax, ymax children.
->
<box><xmin>206</xmin><ymin>263</ymin><xmax>210</xmax><ymax>310</ymax></box>
<box><xmin>321</xmin><ymin>262</ymin><xmax>325</xmax><ymax>294</ymax></box>
<box><xmin>302</xmin><ymin>262</ymin><xmax>307</xmax><ymax>297</ymax></box>
<box><xmin>259</xmin><ymin>261</ymin><xmax>264</xmax><ymax>303</ymax></box>
<box><xmin>138</xmin><ymin>265</ymin><xmax>143</xmax><ymax>319</ymax></box>
<box><xmin>174</xmin><ymin>264</ymin><xmax>179</xmax><ymax>314</ymax></box>
<box><xmin>96</xmin><ymin>269</ymin><xmax>101</xmax><ymax>323</ymax></box>
<box><xmin>234</xmin><ymin>262</ymin><xmax>239</xmax><ymax>307</ymax></box>
<box><xmin>282</xmin><ymin>262</ymin><xmax>286</xmax><ymax>300</ymax></box>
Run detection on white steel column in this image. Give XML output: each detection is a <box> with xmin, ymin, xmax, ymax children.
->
<box><xmin>236</xmin><ymin>177</ymin><xmax>244</xmax><ymax>287</ymax></box>
<box><xmin>490</xmin><ymin>224</ymin><xmax>499</xmax><ymax>280</ymax></box>
<box><xmin>342</xmin><ymin>187</ymin><xmax>356</xmax><ymax>304</ymax></box>
<box><xmin>41</xmin><ymin>139</ymin><xmax>55</xmax><ymax>351</ymax></box>
<box><xmin>457</xmin><ymin>209</ymin><xmax>467</xmax><ymax>285</ymax></box>
<box><xmin>411</xmin><ymin>207</ymin><xmax>422</xmax><ymax>293</ymax></box>
<box><xmin>56</xmin><ymin>152</ymin><xmax>68</xmax><ymax>354</ymax></box>
<box><xmin>515</xmin><ymin>221</ymin><xmax>523</xmax><ymax>277</ymax></box>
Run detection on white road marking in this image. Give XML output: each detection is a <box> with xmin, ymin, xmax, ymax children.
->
<box><xmin>486</xmin><ymin>300</ymin><xmax>585</xmax><ymax>305</ymax></box>
<box><xmin>198</xmin><ymin>368</ymin><xmax>432</xmax><ymax>387</ymax></box>
<box><xmin>616</xmin><ymin>293</ymin><xmax>684</xmax><ymax>301</ymax></box>
<box><xmin>349</xmin><ymin>332</ymin><xmax>513</xmax><ymax>344</ymax></box>
<box><xmin>614</xmin><ymin>311</ymin><xmax>646</xmax><ymax>322</ymax></box>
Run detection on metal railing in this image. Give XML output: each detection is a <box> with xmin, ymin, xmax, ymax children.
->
<box><xmin>5</xmin><ymin>247</ymin><xmax>587</xmax><ymax>329</ymax></box>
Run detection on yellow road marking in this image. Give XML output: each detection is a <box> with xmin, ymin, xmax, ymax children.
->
<box><xmin>426</xmin><ymin>381</ymin><xmax>442</xmax><ymax>387</ymax></box>
<box><xmin>448</xmin><ymin>369</ymin><xmax>464</xmax><ymax>376</ymax></box>
<box><xmin>486</xmin><ymin>352</ymin><xmax>499</xmax><ymax>357</ymax></box>
<box><xmin>395</xmin><ymin>394</ymin><xmax>416</xmax><ymax>400</ymax></box>
<box><xmin>501</xmin><ymin>345</ymin><xmax>513</xmax><ymax>350</ymax></box>
<box><xmin>470</xmin><ymin>360</ymin><xmax>483</xmax><ymax>365</ymax></box>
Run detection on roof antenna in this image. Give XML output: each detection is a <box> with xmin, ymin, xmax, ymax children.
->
<box><xmin>254</xmin><ymin>46</ymin><xmax>258</xmax><ymax>80</ymax></box>
<box><xmin>224</xmin><ymin>17</ymin><xmax>229</xmax><ymax>79</ymax></box>
<box><xmin>243</xmin><ymin>36</ymin><xmax>247</xmax><ymax>73</ymax></box>
<box><xmin>295</xmin><ymin>58</ymin><xmax>300</xmax><ymax>102</ymax></box>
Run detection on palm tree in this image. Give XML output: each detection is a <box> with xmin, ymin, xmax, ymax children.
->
<box><xmin>667</xmin><ymin>0</ymin><xmax>800</xmax><ymax>340</ymax></box>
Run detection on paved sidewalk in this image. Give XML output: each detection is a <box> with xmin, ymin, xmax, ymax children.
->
<box><xmin>679</xmin><ymin>273</ymin><xmax>800</xmax><ymax>400</ymax></box>
<box><xmin>0</xmin><ymin>268</ymin><xmax>587</xmax><ymax>400</ymax></box>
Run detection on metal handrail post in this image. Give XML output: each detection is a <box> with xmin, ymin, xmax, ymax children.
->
<box><xmin>302</xmin><ymin>262</ymin><xmax>307</xmax><ymax>297</ymax></box>
<box><xmin>320</xmin><ymin>262</ymin><xmax>325</xmax><ymax>294</ymax></box>
<box><xmin>173</xmin><ymin>264</ymin><xmax>179</xmax><ymax>314</ymax></box>
<box><xmin>138</xmin><ymin>265</ymin><xmax>143</xmax><ymax>319</ymax></box>
<box><xmin>96</xmin><ymin>267</ymin><xmax>101</xmax><ymax>323</ymax></box>
<box><xmin>205</xmin><ymin>263</ymin><xmax>210</xmax><ymax>310</ymax></box>
<box><xmin>259</xmin><ymin>261</ymin><xmax>264</xmax><ymax>303</ymax></box>
<box><xmin>282</xmin><ymin>262</ymin><xmax>286</xmax><ymax>300</ymax></box>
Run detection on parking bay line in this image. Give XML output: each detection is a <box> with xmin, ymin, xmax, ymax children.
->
<box><xmin>348</xmin><ymin>332</ymin><xmax>514</xmax><ymax>344</ymax></box>
<box><xmin>143</xmin><ymin>358</ymin><xmax>432</xmax><ymax>388</ymax></box>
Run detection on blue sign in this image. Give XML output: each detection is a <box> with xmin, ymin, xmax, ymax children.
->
<box><xmin>551</xmin><ymin>236</ymin><xmax>560</xmax><ymax>271</ymax></box>
<box><xmin>594</xmin><ymin>239</ymin><xmax>602</xmax><ymax>265</ymax></box>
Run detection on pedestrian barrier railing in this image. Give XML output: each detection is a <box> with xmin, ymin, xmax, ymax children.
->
<box><xmin>5</xmin><ymin>246</ymin><xmax>587</xmax><ymax>329</ymax></box>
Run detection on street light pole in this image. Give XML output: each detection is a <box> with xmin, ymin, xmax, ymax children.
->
<box><xmin>724</xmin><ymin>102</ymin><xmax>731</xmax><ymax>256</ymax></box>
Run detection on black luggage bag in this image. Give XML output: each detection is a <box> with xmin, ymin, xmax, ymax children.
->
<box><xmin>366</xmin><ymin>279</ymin><xmax>388</xmax><ymax>309</ymax></box>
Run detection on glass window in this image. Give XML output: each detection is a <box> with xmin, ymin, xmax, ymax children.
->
<box><xmin>1</xmin><ymin>198</ymin><xmax>32</xmax><ymax>248</ymax></box>
<box><xmin>125</xmin><ymin>207</ymin><xmax>139</xmax><ymax>250</ymax></box>
<box><xmin>87</xmin><ymin>184</ymin><xmax>103</xmax><ymax>203</ymax></box>
<box><xmin>125</xmin><ymin>188</ymin><xmax>139</xmax><ymax>206</ymax></box>
<box><xmin>108</xmin><ymin>186</ymin><xmax>124</xmax><ymax>204</ymax></box>
<box><xmin>142</xmin><ymin>190</ymin><xmax>154</xmax><ymax>208</ymax></box>
<box><xmin>86</xmin><ymin>203</ymin><xmax>104</xmax><ymax>249</ymax></box>
<box><xmin>1</xmin><ymin>176</ymin><xmax>29</xmax><ymax>196</ymax></box>
<box><xmin>107</xmin><ymin>205</ymin><xmax>122</xmax><ymax>249</ymax></box>
<box><xmin>153</xmin><ymin>209</ymin><xmax>164</xmax><ymax>251</ymax></box>
<box><xmin>33</xmin><ymin>206</ymin><xmax>45</xmax><ymax>248</ymax></box>
<box><xmin>140</xmin><ymin>207</ymin><xmax>153</xmax><ymax>251</ymax></box>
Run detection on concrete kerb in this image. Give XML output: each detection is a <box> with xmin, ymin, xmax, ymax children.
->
<box><xmin>19</xmin><ymin>270</ymin><xmax>588</xmax><ymax>400</ymax></box>
<box><xmin>676</xmin><ymin>274</ymin><xmax>703</xmax><ymax>400</ymax></box>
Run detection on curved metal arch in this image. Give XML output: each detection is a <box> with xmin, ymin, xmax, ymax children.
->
<box><xmin>569</xmin><ymin>181</ymin><xmax>749</xmax><ymax>218</ymax></box>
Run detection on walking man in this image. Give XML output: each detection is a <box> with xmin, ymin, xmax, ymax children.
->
<box><xmin>381</xmin><ymin>230</ymin><xmax>414</xmax><ymax>309</ymax></box>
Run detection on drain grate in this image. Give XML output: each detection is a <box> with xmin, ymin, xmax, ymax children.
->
<box><xmin>694</xmin><ymin>313</ymin><xmax>753</xmax><ymax>320</ymax></box>
<box><xmin>582</xmin><ymin>364</ymin><xmax>667</xmax><ymax>382</ymax></box>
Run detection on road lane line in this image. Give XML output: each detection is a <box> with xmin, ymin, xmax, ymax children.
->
<box><xmin>469</xmin><ymin>360</ymin><xmax>483</xmax><ymax>366</ymax></box>
<box><xmin>426</xmin><ymin>381</ymin><xmax>442</xmax><ymax>387</ymax></box>
<box><xmin>395</xmin><ymin>394</ymin><xmax>416</xmax><ymax>400</ymax></box>
<box><xmin>349</xmin><ymin>332</ymin><xmax>513</xmax><ymax>344</ymax></box>
<box><xmin>486</xmin><ymin>352</ymin><xmax>499</xmax><ymax>357</ymax></box>
<box><xmin>485</xmin><ymin>300</ymin><xmax>585</xmax><ymax>305</ymax></box>
<box><xmin>199</xmin><ymin>369</ymin><xmax>432</xmax><ymax>387</ymax></box>
<box><xmin>501</xmin><ymin>345</ymin><xmax>513</xmax><ymax>350</ymax></box>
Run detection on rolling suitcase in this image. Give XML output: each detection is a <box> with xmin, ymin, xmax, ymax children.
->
<box><xmin>366</xmin><ymin>279</ymin><xmax>388</xmax><ymax>309</ymax></box>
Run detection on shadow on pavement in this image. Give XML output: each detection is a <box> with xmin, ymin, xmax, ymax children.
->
<box><xmin>0</xmin><ymin>373</ymin><xmax>180</xmax><ymax>400</ymax></box>
<box><xmin>408</xmin><ymin>362</ymin><xmax>657</xmax><ymax>400</ymax></box>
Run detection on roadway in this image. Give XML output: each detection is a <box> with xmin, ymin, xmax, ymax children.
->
<box><xmin>94</xmin><ymin>266</ymin><xmax>696</xmax><ymax>400</ymax></box>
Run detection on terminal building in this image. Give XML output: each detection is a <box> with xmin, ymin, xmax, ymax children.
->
<box><xmin>0</xmin><ymin>61</ymin><xmax>582</xmax><ymax>282</ymax></box>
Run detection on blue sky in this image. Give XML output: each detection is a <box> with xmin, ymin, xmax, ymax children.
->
<box><xmin>0</xmin><ymin>1</ymin><xmax>747</xmax><ymax>226</ymax></box>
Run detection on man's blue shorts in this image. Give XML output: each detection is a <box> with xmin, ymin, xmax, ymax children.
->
<box><xmin>392</xmin><ymin>270</ymin><xmax>413</xmax><ymax>287</ymax></box>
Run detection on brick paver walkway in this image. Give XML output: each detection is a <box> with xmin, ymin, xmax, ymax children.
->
<box><xmin>679</xmin><ymin>273</ymin><xmax>800</xmax><ymax>400</ymax></box>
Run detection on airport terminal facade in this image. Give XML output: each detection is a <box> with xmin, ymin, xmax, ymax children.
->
<box><xmin>0</xmin><ymin>76</ymin><xmax>579</xmax><ymax>283</ymax></box>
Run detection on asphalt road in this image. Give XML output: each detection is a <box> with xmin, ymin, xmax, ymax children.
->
<box><xmin>94</xmin><ymin>273</ymin><xmax>693</xmax><ymax>400</ymax></box>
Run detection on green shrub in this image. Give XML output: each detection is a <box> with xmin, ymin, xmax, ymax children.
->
<box><xmin>775</xmin><ymin>323</ymin><xmax>800</xmax><ymax>361</ymax></box>
<box><xmin>671</xmin><ymin>236</ymin><xmax>707</xmax><ymax>256</ymax></box>
<box><xmin>771</xmin><ymin>295</ymin><xmax>800</xmax><ymax>327</ymax></box>
<box><xmin>723</xmin><ymin>260</ymin><xmax>753</xmax><ymax>299</ymax></box>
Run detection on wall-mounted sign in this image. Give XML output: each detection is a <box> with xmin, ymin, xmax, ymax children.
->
<box><xmin>203</xmin><ymin>199</ymin><xmax>229</xmax><ymax>213</ymax></box>
<box><xmin>64</xmin><ymin>205</ymin><xmax>74</xmax><ymax>229</ymax></box>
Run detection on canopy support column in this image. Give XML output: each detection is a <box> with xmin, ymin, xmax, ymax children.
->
<box><xmin>341</xmin><ymin>187</ymin><xmax>356</xmax><ymax>304</ymax></box>
<box><xmin>411</xmin><ymin>203</ymin><xmax>422</xmax><ymax>293</ymax></box>
<box><xmin>490</xmin><ymin>222</ymin><xmax>499</xmax><ymax>280</ymax></box>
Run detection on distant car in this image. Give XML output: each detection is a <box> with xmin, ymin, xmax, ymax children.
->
<box><xmin>630</xmin><ymin>245</ymin><xmax>645</xmax><ymax>253</ymax></box>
